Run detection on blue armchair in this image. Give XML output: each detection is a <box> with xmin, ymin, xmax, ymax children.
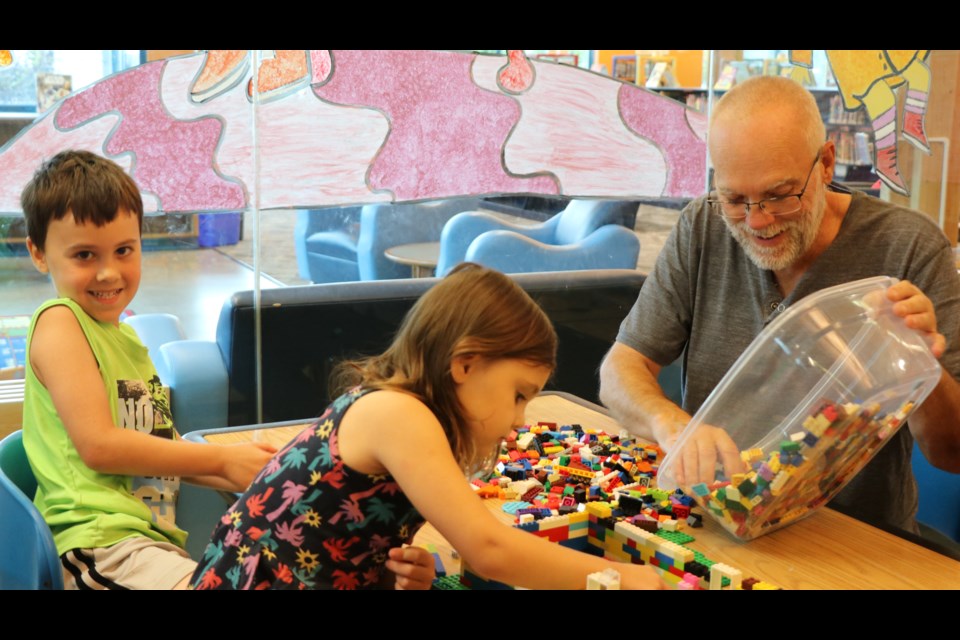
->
<box><xmin>436</xmin><ymin>199</ymin><xmax>640</xmax><ymax>276</ymax></box>
<box><xmin>296</xmin><ymin>198</ymin><xmax>483</xmax><ymax>283</ymax></box>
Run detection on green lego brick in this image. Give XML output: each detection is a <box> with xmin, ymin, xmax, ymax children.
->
<box><xmin>655</xmin><ymin>529</ymin><xmax>696</xmax><ymax>545</ymax></box>
<box><xmin>432</xmin><ymin>574</ymin><xmax>470</xmax><ymax>590</ymax></box>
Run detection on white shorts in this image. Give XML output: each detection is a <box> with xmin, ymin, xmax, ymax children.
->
<box><xmin>61</xmin><ymin>537</ymin><xmax>196</xmax><ymax>590</ymax></box>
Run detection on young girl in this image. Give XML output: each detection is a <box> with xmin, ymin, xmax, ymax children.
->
<box><xmin>190</xmin><ymin>264</ymin><xmax>664</xmax><ymax>590</ymax></box>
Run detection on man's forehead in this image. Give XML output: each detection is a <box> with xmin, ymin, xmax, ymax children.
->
<box><xmin>710</xmin><ymin>132</ymin><xmax>812</xmax><ymax>193</ymax></box>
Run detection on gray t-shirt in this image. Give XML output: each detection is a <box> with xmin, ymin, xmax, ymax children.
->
<box><xmin>617</xmin><ymin>191</ymin><xmax>960</xmax><ymax>531</ymax></box>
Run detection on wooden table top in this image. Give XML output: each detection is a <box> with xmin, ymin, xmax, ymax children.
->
<box><xmin>197</xmin><ymin>393</ymin><xmax>960</xmax><ymax>589</ymax></box>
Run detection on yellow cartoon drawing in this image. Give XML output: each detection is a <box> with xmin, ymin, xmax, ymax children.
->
<box><xmin>792</xmin><ymin>50</ymin><xmax>931</xmax><ymax>196</ymax></box>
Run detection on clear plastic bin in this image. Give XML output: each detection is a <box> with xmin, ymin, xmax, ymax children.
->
<box><xmin>658</xmin><ymin>276</ymin><xmax>941</xmax><ymax>540</ymax></box>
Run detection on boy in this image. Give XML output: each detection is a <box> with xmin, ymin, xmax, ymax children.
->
<box><xmin>21</xmin><ymin>150</ymin><xmax>276</xmax><ymax>589</ymax></box>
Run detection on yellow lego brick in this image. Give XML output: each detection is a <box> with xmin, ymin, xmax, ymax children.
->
<box><xmin>751</xmin><ymin>581</ymin><xmax>781</xmax><ymax>590</ymax></box>
<box><xmin>586</xmin><ymin>502</ymin><xmax>613</xmax><ymax>519</ymax></box>
<box><xmin>568</xmin><ymin>511</ymin><xmax>589</xmax><ymax>524</ymax></box>
<box><xmin>658</xmin><ymin>539</ymin><xmax>694</xmax><ymax>564</ymax></box>
<box><xmin>603</xmin><ymin>549</ymin><xmax>631</xmax><ymax>563</ymax></box>
<box><xmin>768</xmin><ymin>454</ymin><xmax>781</xmax><ymax>474</ymax></box>
<box><xmin>659</xmin><ymin>571</ymin><xmax>682</xmax><ymax>586</ymax></box>
<box><xmin>614</xmin><ymin>520</ymin><xmax>656</xmax><ymax>545</ymax></box>
<box><xmin>537</xmin><ymin>514</ymin><xmax>570</xmax><ymax>531</ymax></box>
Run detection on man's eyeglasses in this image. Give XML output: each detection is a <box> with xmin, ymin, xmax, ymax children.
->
<box><xmin>708</xmin><ymin>149</ymin><xmax>822</xmax><ymax>220</ymax></box>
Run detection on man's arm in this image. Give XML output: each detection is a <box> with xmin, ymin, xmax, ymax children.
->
<box><xmin>908</xmin><ymin>369</ymin><xmax>960</xmax><ymax>472</ymax></box>
<box><xmin>599</xmin><ymin>342</ymin><xmax>745</xmax><ymax>485</ymax></box>
<box><xmin>887</xmin><ymin>280</ymin><xmax>960</xmax><ymax>472</ymax></box>
<box><xmin>598</xmin><ymin>342</ymin><xmax>690</xmax><ymax>446</ymax></box>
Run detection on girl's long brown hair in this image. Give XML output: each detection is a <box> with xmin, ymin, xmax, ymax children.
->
<box><xmin>332</xmin><ymin>263</ymin><xmax>557</xmax><ymax>472</ymax></box>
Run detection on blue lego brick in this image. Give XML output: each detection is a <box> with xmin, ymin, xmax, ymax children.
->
<box><xmin>431</xmin><ymin>552</ymin><xmax>446</xmax><ymax>578</ymax></box>
<box><xmin>502</xmin><ymin>501</ymin><xmax>533</xmax><ymax>515</ymax></box>
<box><xmin>655</xmin><ymin>551</ymin><xmax>674</xmax><ymax>567</ymax></box>
<box><xmin>558</xmin><ymin>538</ymin><xmax>590</xmax><ymax>551</ymax></box>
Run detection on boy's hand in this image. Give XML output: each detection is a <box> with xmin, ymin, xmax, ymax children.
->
<box><xmin>386</xmin><ymin>545</ymin><xmax>436</xmax><ymax>590</ymax></box>
<box><xmin>221</xmin><ymin>442</ymin><xmax>277</xmax><ymax>492</ymax></box>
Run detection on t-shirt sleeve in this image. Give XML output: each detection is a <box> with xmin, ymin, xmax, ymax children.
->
<box><xmin>616</xmin><ymin>202</ymin><xmax>699</xmax><ymax>366</ymax></box>
<box><xmin>908</xmin><ymin>233</ymin><xmax>960</xmax><ymax>379</ymax></box>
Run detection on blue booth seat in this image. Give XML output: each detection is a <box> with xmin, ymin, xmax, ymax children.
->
<box><xmin>912</xmin><ymin>441</ymin><xmax>960</xmax><ymax>543</ymax></box>
<box><xmin>0</xmin><ymin>431</ymin><xmax>63</xmax><ymax>590</ymax></box>
<box><xmin>436</xmin><ymin>199</ymin><xmax>640</xmax><ymax>276</ymax></box>
<box><xmin>130</xmin><ymin>270</ymin><xmax>653</xmax><ymax>429</ymax></box>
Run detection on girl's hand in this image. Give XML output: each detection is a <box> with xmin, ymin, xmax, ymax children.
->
<box><xmin>619</xmin><ymin>564</ymin><xmax>668</xmax><ymax>590</ymax></box>
<box><xmin>221</xmin><ymin>442</ymin><xmax>277</xmax><ymax>491</ymax></box>
<box><xmin>386</xmin><ymin>546</ymin><xmax>436</xmax><ymax>590</ymax></box>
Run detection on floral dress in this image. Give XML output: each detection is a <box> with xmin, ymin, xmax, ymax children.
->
<box><xmin>191</xmin><ymin>388</ymin><xmax>424</xmax><ymax>589</ymax></box>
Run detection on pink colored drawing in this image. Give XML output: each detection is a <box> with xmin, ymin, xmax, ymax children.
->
<box><xmin>314</xmin><ymin>50</ymin><xmax>557</xmax><ymax>201</ymax></box>
<box><xmin>498</xmin><ymin>50</ymin><xmax>535</xmax><ymax>94</ymax></box>
<box><xmin>0</xmin><ymin>112</ymin><xmax>135</xmax><ymax>214</ymax></box>
<box><xmin>57</xmin><ymin>61</ymin><xmax>245</xmax><ymax>212</ymax></box>
<box><xmin>618</xmin><ymin>84</ymin><xmax>707</xmax><ymax>197</ymax></box>
<box><xmin>310</xmin><ymin>50</ymin><xmax>333</xmax><ymax>85</ymax></box>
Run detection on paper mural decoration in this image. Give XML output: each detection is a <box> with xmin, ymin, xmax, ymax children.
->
<box><xmin>791</xmin><ymin>50</ymin><xmax>932</xmax><ymax>196</ymax></box>
<box><xmin>0</xmin><ymin>50</ymin><xmax>707</xmax><ymax>214</ymax></box>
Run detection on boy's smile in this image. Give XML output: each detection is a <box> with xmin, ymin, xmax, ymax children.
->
<box><xmin>27</xmin><ymin>209</ymin><xmax>142</xmax><ymax>325</ymax></box>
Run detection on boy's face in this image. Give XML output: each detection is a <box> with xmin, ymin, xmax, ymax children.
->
<box><xmin>26</xmin><ymin>209</ymin><xmax>142</xmax><ymax>325</ymax></box>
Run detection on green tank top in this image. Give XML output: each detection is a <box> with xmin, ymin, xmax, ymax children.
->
<box><xmin>23</xmin><ymin>298</ymin><xmax>187</xmax><ymax>554</ymax></box>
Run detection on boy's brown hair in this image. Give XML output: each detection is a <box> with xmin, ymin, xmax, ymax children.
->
<box><xmin>333</xmin><ymin>263</ymin><xmax>557</xmax><ymax>472</ymax></box>
<box><xmin>21</xmin><ymin>150</ymin><xmax>144</xmax><ymax>251</ymax></box>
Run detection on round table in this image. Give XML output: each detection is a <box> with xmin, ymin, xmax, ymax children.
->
<box><xmin>383</xmin><ymin>242</ymin><xmax>441</xmax><ymax>278</ymax></box>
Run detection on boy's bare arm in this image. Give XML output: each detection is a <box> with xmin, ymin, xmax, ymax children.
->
<box><xmin>30</xmin><ymin>306</ymin><xmax>274</xmax><ymax>490</ymax></box>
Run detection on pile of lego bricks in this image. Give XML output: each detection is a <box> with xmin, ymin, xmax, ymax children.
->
<box><xmin>690</xmin><ymin>398</ymin><xmax>915</xmax><ymax>540</ymax></box>
<box><xmin>431</xmin><ymin>421</ymin><xmax>778</xmax><ymax>590</ymax></box>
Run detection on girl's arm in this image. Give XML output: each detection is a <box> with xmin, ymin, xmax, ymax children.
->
<box><xmin>30</xmin><ymin>306</ymin><xmax>275</xmax><ymax>490</ymax></box>
<box><xmin>344</xmin><ymin>390</ymin><xmax>664</xmax><ymax>590</ymax></box>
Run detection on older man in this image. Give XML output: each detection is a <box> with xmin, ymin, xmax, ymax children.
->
<box><xmin>599</xmin><ymin>76</ymin><xmax>960</xmax><ymax>533</ymax></box>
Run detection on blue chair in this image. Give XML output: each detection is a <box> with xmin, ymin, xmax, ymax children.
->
<box><xmin>436</xmin><ymin>199</ymin><xmax>640</xmax><ymax>276</ymax></box>
<box><xmin>912</xmin><ymin>441</ymin><xmax>960</xmax><ymax>543</ymax></box>
<box><xmin>0</xmin><ymin>431</ymin><xmax>63</xmax><ymax>590</ymax></box>
<box><xmin>294</xmin><ymin>206</ymin><xmax>363</xmax><ymax>283</ymax></box>
<box><xmin>297</xmin><ymin>198</ymin><xmax>483</xmax><ymax>283</ymax></box>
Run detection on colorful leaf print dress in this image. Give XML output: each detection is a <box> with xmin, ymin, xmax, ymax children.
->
<box><xmin>191</xmin><ymin>388</ymin><xmax>424</xmax><ymax>590</ymax></box>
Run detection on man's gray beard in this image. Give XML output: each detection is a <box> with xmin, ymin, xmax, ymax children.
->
<box><xmin>722</xmin><ymin>197</ymin><xmax>825</xmax><ymax>271</ymax></box>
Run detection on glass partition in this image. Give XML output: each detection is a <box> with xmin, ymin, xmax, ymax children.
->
<box><xmin>2</xmin><ymin>49</ymin><xmax>956</xmax><ymax>423</ymax></box>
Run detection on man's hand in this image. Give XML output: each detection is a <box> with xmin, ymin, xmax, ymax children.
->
<box><xmin>887</xmin><ymin>280</ymin><xmax>945</xmax><ymax>358</ymax></box>
<box><xmin>670</xmin><ymin>424</ymin><xmax>744</xmax><ymax>488</ymax></box>
<box><xmin>386</xmin><ymin>546</ymin><xmax>436</xmax><ymax>590</ymax></box>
